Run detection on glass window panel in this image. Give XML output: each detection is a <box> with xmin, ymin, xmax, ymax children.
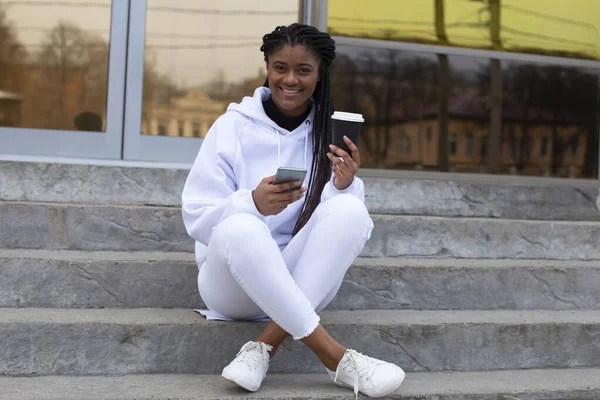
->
<box><xmin>0</xmin><ymin>0</ymin><xmax>112</xmax><ymax>131</ymax></box>
<box><xmin>329</xmin><ymin>0</ymin><xmax>600</xmax><ymax>61</ymax></box>
<box><xmin>331</xmin><ymin>46</ymin><xmax>600</xmax><ymax>178</ymax></box>
<box><xmin>141</xmin><ymin>0</ymin><xmax>299</xmax><ymax>137</ymax></box>
<box><xmin>331</xmin><ymin>45</ymin><xmax>439</xmax><ymax>169</ymax></box>
<box><xmin>445</xmin><ymin>55</ymin><xmax>492</xmax><ymax>173</ymax></box>
<box><xmin>502</xmin><ymin>60</ymin><xmax>600</xmax><ymax>178</ymax></box>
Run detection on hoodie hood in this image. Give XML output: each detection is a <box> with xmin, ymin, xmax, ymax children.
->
<box><xmin>227</xmin><ymin>87</ymin><xmax>314</xmax><ymax>137</ymax></box>
<box><xmin>227</xmin><ymin>86</ymin><xmax>314</xmax><ymax>169</ymax></box>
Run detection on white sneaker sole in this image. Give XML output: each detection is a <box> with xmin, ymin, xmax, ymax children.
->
<box><xmin>369</xmin><ymin>368</ymin><xmax>406</xmax><ymax>398</ymax></box>
<box><xmin>221</xmin><ymin>368</ymin><xmax>261</xmax><ymax>392</ymax></box>
<box><xmin>332</xmin><ymin>367</ymin><xmax>406</xmax><ymax>398</ymax></box>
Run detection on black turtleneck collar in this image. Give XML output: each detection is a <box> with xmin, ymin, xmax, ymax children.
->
<box><xmin>263</xmin><ymin>97</ymin><xmax>311</xmax><ymax>132</ymax></box>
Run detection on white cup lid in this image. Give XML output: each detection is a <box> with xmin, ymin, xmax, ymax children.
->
<box><xmin>331</xmin><ymin>111</ymin><xmax>364</xmax><ymax>123</ymax></box>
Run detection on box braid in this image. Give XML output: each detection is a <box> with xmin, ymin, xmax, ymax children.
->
<box><xmin>261</xmin><ymin>23</ymin><xmax>336</xmax><ymax>235</ymax></box>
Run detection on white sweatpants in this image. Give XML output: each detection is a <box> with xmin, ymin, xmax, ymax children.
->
<box><xmin>197</xmin><ymin>194</ymin><xmax>373</xmax><ymax>340</ymax></box>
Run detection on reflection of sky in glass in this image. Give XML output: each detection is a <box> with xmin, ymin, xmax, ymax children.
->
<box><xmin>4</xmin><ymin>0</ymin><xmax>299</xmax><ymax>86</ymax></box>
<box><xmin>145</xmin><ymin>0</ymin><xmax>298</xmax><ymax>86</ymax></box>
<box><xmin>6</xmin><ymin>0</ymin><xmax>112</xmax><ymax>45</ymax></box>
<box><xmin>338</xmin><ymin>44</ymin><xmax>486</xmax><ymax>75</ymax></box>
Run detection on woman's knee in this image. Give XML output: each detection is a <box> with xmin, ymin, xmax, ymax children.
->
<box><xmin>211</xmin><ymin>213</ymin><xmax>269</xmax><ymax>247</ymax></box>
<box><xmin>319</xmin><ymin>194</ymin><xmax>372</xmax><ymax>230</ymax></box>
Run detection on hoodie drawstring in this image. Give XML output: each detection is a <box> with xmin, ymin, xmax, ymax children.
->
<box><xmin>304</xmin><ymin>121</ymin><xmax>309</xmax><ymax>171</ymax></box>
<box><xmin>276</xmin><ymin>121</ymin><xmax>310</xmax><ymax>172</ymax></box>
<box><xmin>276</xmin><ymin>129</ymin><xmax>281</xmax><ymax>168</ymax></box>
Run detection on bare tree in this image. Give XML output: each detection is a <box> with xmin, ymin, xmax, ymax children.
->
<box><xmin>79</xmin><ymin>33</ymin><xmax>109</xmax><ymax>119</ymax></box>
<box><xmin>435</xmin><ymin>0</ymin><xmax>450</xmax><ymax>171</ymax></box>
<box><xmin>503</xmin><ymin>64</ymin><xmax>538</xmax><ymax>172</ymax></box>
<box><xmin>402</xmin><ymin>57</ymin><xmax>438</xmax><ymax>166</ymax></box>
<box><xmin>37</xmin><ymin>22</ymin><xmax>87</xmax><ymax>127</ymax></box>
<box><xmin>0</xmin><ymin>5</ymin><xmax>27</xmax><ymax>93</ymax></box>
<box><xmin>142</xmin><ymin>49</ymin><xmax>181</xmax><ymax>106</ymax></box>
<box><xmin>359</xmin><ymin>51</ymin><xmax>395</xmax><ymax>166</ymax></box>
<box><xmin>539</xmin><ymin>66</ymin><xmax>598</xmax><ymax>176</ymax></box>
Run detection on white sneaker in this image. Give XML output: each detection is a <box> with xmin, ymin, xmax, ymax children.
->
<box><xmin>327</xmin><ymin>349</ymin><xmax>405</xmax><ymax>398</ymax></box>
<box><xmin>221</xmin><ymin>341</ymin><xmax>273</xmax><ymax>392</ymax></box>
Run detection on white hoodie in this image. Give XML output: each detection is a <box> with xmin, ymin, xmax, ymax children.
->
<box><xmin>182</xmin><ymin>87</ymin><xmax>365</xmax><ymax>266</ymax></box>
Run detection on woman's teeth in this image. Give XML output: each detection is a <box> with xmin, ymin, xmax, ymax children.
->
<box><xmin>281</xmin><ymin>88</ymin><xmax>300</xmax><ymax>94</ymax></box>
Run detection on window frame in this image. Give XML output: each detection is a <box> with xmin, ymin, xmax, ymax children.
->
<box><xmin>0</xmin><ymin>1</ymin><xmax>129</xmax><ymax>160</ymax></box>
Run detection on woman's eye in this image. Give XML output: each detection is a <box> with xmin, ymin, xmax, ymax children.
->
<box><xmin>274</xmin><ymin>65</ymin><xmax>285</xmax><ymax>72</ymax></box>
<box><xmin>300</xmin><ymin>69</ymin><xmax>311</xmax><ymax>74</ymax></box>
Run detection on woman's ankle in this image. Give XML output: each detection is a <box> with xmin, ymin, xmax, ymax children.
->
<box><xmin>254</xmin><ymin>339</ymin><xmax>281</xmax><ymax>358</ymax></box>
<box><xmin>323</xmin><ymin>346</ymin><xmax>346</xmax><ymax>371</ymax></box>
<box><xmin>267</xmin><ymin>345</ymin><xmax>278</xmax><ymax>358</ymax></box>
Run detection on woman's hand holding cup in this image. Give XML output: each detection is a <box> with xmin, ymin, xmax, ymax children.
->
<box><xmin>328</xmin><ymin>136</ymin><xmax>361</xmax><ymax>190</ymax></box>
<box><xmin>329</xmin><ymin>111</ymin><xmax>364</xmax><ymax>190</ymax></box>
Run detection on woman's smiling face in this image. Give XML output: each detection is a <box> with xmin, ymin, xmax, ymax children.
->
<box><xmin>266</xmin><ymin>44</ymin><xmax>320</xmax><ymax>117</ymax></box>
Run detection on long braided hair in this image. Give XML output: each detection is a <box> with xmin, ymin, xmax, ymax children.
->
<box><xmin>260</xmin><ymin>23</ymin><xmax>336</xmax><ymax>235</ymax></box>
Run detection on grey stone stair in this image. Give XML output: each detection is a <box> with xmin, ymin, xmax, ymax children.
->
<box><xmin>2</xmin><ymin>161</ymin><xmax>598</xmax><ymax>220</ymax></box>
<box><xmin>2</xmin><ymin>160</ymin><xmax>599</xmax><ymax>398</ymax></box>
<box><xmin>2</xmin><ymin>369</ymin><xmax>600</xmax><ymax>400</ymax></box>
<box><xmin>2</xmin><ymin>201</ymin><xmax>599</xmax><ymax>259</ymax></box>
<box><xmin>0</xmin><ymin>250</ymin><xmax>198</xmax><ymax>309</ymax></box>
<box><xmin>2</xmin><ymin>308</ymin><xmax>599</xmax><ymax>376</ymax></box>
<box><xmin>2</xmin><ymin>250</ymin><xmax>600</xmax><ymax>310</ymax></box>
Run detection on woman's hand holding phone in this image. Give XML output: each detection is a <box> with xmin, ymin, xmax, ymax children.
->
<box><xmin>252</xmin><ymin>175</ymin><xmax>307</xmax><ymax>216</ymax></box>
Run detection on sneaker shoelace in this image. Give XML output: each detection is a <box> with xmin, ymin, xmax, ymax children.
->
<box><xmin>333</xmin><ymin>349</ymin><xmax>381</xmax><ymax>400</ymax></box>
<box><xmin>235</xmin><ymin>341</ymin><xmax>273</xmax><ymax>371</ymax></box>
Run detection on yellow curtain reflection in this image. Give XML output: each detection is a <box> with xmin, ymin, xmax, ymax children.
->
<box><xmin>329</xmin><ymin>0</ymin><xmax>600</xmax><ymax>60</ymax></box>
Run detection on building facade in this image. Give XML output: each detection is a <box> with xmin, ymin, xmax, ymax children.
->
<box><xmin>0</xmin><ymin>0</ymin><xmax>598</xmax><ymax>179</ymax></box>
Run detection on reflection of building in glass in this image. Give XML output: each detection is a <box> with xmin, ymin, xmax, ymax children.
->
<box><xmin>331</xmin><ymin>46</ymin><xmax>599</xmax><ymax>178</ymax></box>
<box><xmin>328</xmin><ymin>0</ymin><xmax>600</xmax><ymax>179</ymax></box>
<box><xmin>141</xmin><ymin>89</ymin><xmax>226</xmax><ymax>138</ymax></box>
<box><xmin>378</xmin><ymin>89</ymin><xmax>589</xmax><ymax>177</ymax></box>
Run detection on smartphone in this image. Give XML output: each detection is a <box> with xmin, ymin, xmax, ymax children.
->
<box><xmin>273</xmin><ymin>167</ymin><xmax>307</xmax><ymax>193</ymax></box>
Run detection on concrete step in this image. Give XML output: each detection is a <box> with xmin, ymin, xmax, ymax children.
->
<box><xmin>3</xmin><ymin>250</ymin><xmax>600</xmax><ymax>310</ymax></box>
<box><xmin>2</xmin><ymin>369</ymin><xmax>600</xmax><ymax>400</ymax></box>
<box><xmin>2</xmin><ymin>160</ymin><xmax>599</xmax><ymax>221</ymax></box>
<box><xmin>2</xmin><ymin>201</ymin><xmax>599</xmax><ymax>259</ymax></box>
<box><xmin>2</xmin><ymin>308</ymin><xmax>599</xmax><ymax>376</ymax></box>
<box><xmin>0</xmin><ymin>250</ymin><xmax>199</xmax><ymax>309</ymax></box>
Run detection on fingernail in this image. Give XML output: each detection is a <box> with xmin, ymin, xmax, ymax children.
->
<box><xmin>329</xmin><ymin>144</ymin><xmax>334</xmax><ymax>149</ymax></box>
<box><xmin>344</xmin><ymin>135</ymin><xmax>348</xmax><ymax>139</ymax></box>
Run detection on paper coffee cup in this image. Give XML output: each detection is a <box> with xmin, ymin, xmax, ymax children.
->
<box><xmin>331</xmin><ymin>111</ymin><xmax>364</xmax><ymax>156</ymax></box>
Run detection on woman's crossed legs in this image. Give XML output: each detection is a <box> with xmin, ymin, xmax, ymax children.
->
<box><xmin>198</xmin><ymin>194</ymin><xmax>404</xmax><ymax>397</ymax></box>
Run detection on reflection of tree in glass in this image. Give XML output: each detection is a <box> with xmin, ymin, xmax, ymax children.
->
<box><xmin>502</xmin><ymin>63</ymin><xmax>598</xmax><ymax>177</ymax></box>
<box><xmin>143</xmin><ymin>49</ymin><xmax>181</xmax><ymax>107</ymax></box>
<box><xmin>331</xmin><ymin>49</ymin><xmax>437</xmax><ymax>168</ymax></box>
<box><xmin>0</xmin><ymin>5</ymin><xmax>27</xmax><ymax>66</ymax></box>
<box><xmin>203</xmin><ymin>69</ymin><xmax>267</xmax><ymax>105</ymax></box>
<box><xmin>141</xmin><ymin>49</ymin><xmax>181</xmax><ymax>132</ymax></box>
<box><xmin>0</xmin><ymin>4</ymin><xmax>28</xmax><ymax>114</ymax></box>
<box><xmin>35</xmin><ymin>22</ymin><xmax>108</xmax><ymax>130</ymax></box>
